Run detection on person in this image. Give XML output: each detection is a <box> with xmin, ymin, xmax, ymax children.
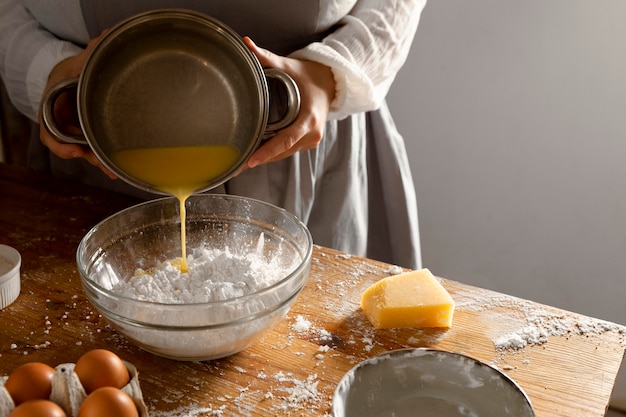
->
<box><xmin>0</xmin><ymin>0</ymin><xmax>425</xmax><ymax>269</ymax></box>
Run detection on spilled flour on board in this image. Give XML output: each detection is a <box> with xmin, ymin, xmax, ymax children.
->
<box><xmin>453</xmin><ymin>288</ymin><xmax>626</xmax><ymax>352</ymax></box>
<box><xmin>492</xmin><ymin>309</ymin><xmax>621</xmax><ymax>350</ymax></box>
<box><xmin>144</xmin><ymin>368</ymin><xmax>328</xmax><ymax>417</ymax></box>
<box><xmin>271</xmin><ymin>372</ymin><xmax>321</xmax><ymax>411</ymax></box>
<box><xmin>150</xmin><ymin>405</ymin><xmax>226</xmax><ymax>417</ymax></box>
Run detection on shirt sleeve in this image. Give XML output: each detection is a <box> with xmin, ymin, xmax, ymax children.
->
<box><xmin>289</xmin><ymin>0</ymin><xmax>427</xmax><ymax>121</ymax></box>
<box><xmin>0</xmin><ymin>0</ymin><xmax>83</xmax><ymax>121</ymax></box>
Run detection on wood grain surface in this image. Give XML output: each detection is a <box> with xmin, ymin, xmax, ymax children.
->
<box><xmin>1</xmin><ymin>163</ymin><xmax>624</xmax><ymax>416</ymax></box>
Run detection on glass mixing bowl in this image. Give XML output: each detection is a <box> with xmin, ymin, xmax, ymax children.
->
<box><xmin>77</xmin><ymin>194</ymin><xmax>312</xmax><ymax>361</ymax></box>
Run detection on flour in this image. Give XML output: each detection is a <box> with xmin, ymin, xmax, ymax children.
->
<box><xmin>150</xmin><ymin>405</ymin><xmax>225</xmax><ymax>417</ymax></box>
<box><xmin>90</xmin><ymin>241</ymin><xmax>305</xmax><ymax>360</ymax></box>
<box><xmin>272</xmin><ymin>372</ymin><xmax>321</xmax><ymax>411</ymax></box>
<box><xmin>494</xmin><ymin>313</ymin><xmax>623</xmax><ymax>351</ymax></box>
<box><xmin>493</xmin><ymin>326</ymin><xmax>547</xmax><ymax>350</ymax></box>
<box><xmin>291</xmin><ymin>315</ymin><xmax>312</xmax><ymax>333</ymax></box>
<box><xmin>145</xmin><ymin>372</ymin><xmax>325</xmax><ymax>417</ymax></box>
<box><xmin>111</xmin><ymin>246</ymin><xmax>292</xmax><ymax>304</ymax></box>
<box><xmin>485</xmin><ymin>299</ymin><xmax>626</xmax><ymax>351</ymax></box>
<box><xmin>318</xmin><ymin>329</ymin><xmax>332</xmax><ymax>343</ymax></box>
<box><xmin>386</xmin><ymin>265</ymin><xmax>404</xmax><ymax>275</ymax></box>
<box><xmin>448</xmin><ymin>287</ymin><xmax>626</xmax><ymax>352</ymax></box>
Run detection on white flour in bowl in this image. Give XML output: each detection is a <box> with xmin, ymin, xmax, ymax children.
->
<box><xmin>92</xmin><ymin>240</ymin><xmax>306</xmax><ymax>360</ymax></box>
<box><xmin>111</xmin><ymin>245</ymin><xmax>296</xmax><ymax>304</ymax></box>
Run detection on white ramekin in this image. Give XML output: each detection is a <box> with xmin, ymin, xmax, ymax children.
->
<box><xmin>0</xmin><ymin>244</ymin><xmax>21</xmax><ymax>309</ymax></box>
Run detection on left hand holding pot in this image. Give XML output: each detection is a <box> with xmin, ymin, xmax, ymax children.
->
<box><xmin>38</xmin><ymin>33</ymin><xmax>117</xmax><ymax>179</ymax></box>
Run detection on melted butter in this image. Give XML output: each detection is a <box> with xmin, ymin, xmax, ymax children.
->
<box><xmin>112</xmin><ymin>145</ymin><xmax>240</xmax><ymax>272</ymax></box>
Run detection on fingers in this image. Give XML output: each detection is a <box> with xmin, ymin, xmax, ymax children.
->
<box><xmin>38</xmin><ymin>127</ymin><xmax>116</xmax><ymax>179</ymax></box>
<box><xmin>247</xmin><ymin>132</ymin><xmax>298</xmax><ymax>168</ymax></box>
<box><xmin>243</xmin><ymin>37</ymin><xmax>278</xmax><ymax>68</ymax></box>
<box><xmin>84</xmin><ymin>152</ymin><xmax>117</xmax><ymax>179</ymax></box>
<box><xmin>40</xmin><ymin>132</ymin><xmax>85</xmax><ymax>159</ymax></box>
<box><xmin>248</xmin><ymin>124</ymin><xmax>323</xmax><ymax>168</ymax></box>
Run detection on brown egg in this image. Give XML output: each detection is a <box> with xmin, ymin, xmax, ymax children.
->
<box><xmin>74</xmin><ymin>349</ymin><xmax>130</xmax><ymax>394</ymax></box>
<box><xmin>77</xmin><ymin>387</ymin><xmax>139</xmax><ymax>417</ymax></box>
<box><xmin>4</xmin><ymin>362</ymin><xmax>56</xmax><ymax>405</ymax></box>
<box><xmin>8</xmin><ymin>399</ymin><xmax>67</xmax><ymax>417</ymax></box>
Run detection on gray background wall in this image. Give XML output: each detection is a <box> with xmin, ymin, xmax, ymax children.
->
<box><xmin>386</xmin><ymin>0</ymin><xmax>626</xmax><ymax>399</ymax></box>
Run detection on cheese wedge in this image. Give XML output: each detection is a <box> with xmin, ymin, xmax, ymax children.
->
<box><xmin>360</xmin><ymin>268</ymin><xmax>454</xmax><ymax>329</ymax></box>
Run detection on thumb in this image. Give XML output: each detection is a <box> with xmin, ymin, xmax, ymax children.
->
<box><xmin>243</xmin><ymin>36</ymin><xmax>279</xmax><ymax>68</ymax></box>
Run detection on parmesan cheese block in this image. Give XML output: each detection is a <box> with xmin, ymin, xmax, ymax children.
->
<box><xmin>360</xmin><ymin>268</ymin><xmax>454</xmax><ymax>329</ymax></box>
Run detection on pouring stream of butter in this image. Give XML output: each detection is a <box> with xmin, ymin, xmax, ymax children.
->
<box><xmin>112</xmin><ymin>145</ymin><xmax>240</xmax><ymax>272</ymax></box>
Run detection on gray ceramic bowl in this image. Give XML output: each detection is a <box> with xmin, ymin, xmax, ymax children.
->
<box><xmin>333</xmin><ymin>348</ymin><xmax>534</xmax><ymax>417</ymax></box>
<box><xmin>77</xmin><ymin>194</ymin><xmax>312</xmax><ymax>361</ymax></box>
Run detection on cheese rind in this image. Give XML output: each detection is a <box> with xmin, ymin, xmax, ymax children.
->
<box><xmin>360</xmin><ymin>268</ymin><xmax>454</xmax><ymax>329</ymax></box>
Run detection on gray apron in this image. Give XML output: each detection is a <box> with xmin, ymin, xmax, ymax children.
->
<box><xmin>29</xmin><ymin>1</ymin><xmax>422</xmax><ymax>268</ymax></box>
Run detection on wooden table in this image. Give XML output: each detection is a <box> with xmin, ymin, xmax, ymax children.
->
<box><xmin>0</xmin><ymin>162</ymin><xmax>624</xmax><ymax>416</ymax></box>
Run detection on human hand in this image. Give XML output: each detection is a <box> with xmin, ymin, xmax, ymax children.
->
<box><xmin>38</xmin><ymin>34</ymin><xmax>116</xmax><ymax>179</ymax></box>
<box><xmin>242</xmin><ymin>37</ymin><xmax>336</xmax><ymax>168</ymax></box>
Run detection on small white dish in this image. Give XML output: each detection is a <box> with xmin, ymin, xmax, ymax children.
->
<box><xmin>333</xmin><ymin>348</ymin><xmax>534</xmax><ymax>417</ymax></box>
<box><xmin>0</xmin><ymin>244</ymin><xmax>21</xmax><ymax>309</ymax></box>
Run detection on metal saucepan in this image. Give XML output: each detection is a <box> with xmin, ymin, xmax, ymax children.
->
<box><xmin>41</xmin><ymin>9</ymin><xmax>300</xmax><ymax>194</ymax></box>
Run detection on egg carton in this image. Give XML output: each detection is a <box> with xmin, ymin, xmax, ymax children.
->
<box><xmin>0</xmin><ymin>361</ymin><xmax>148</xmax><ymax>417</ymax></box>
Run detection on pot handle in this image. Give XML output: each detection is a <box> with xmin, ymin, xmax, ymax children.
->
<box><xmin>263</xmin><ymin>68</ymin><xmax>301</xmax><ymax>135</ymax></box>
<box><xmin>41</xmin><ymin>78</ymin><xmax>88</xmax><ymax>145</ymax></box>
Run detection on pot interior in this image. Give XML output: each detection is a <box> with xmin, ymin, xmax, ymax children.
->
<box><xmin>79</xmin><ymin>10</ymin><xmax>267</xmax><ymax>190</ymax></box>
